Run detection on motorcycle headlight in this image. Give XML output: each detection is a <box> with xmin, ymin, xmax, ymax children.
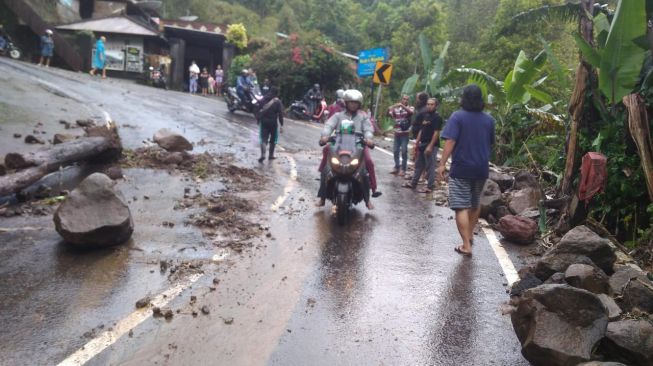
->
<box><xmin>331</xmin><ymin>157</ymin><xmax>340</xmax><ymax>165</ymax></box>
<box><xmin>350</xmin><ymin>158</ymin><xmax>359</xmax><ymax>166</ymax></box>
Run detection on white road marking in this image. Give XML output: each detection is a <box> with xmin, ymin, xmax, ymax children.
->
<box><xmin>271</xmin><ymin>156</ymin><xmax>298</xmax><ymax>212</ymax></box>
<box><xmin>57</xmin><ymin>273</ymin><xmax>204</xmax><ymax>366</ymax></box>
<box><xmin>479</xmin><ymin>219</ymin><xmax>519</xmax><ymax>286</ymax></box>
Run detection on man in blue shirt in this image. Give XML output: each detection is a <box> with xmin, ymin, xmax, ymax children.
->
<box><xmin>437</xmin><ymin>84</ymin><xmax>495</xmax><ymax>256</ymax></box>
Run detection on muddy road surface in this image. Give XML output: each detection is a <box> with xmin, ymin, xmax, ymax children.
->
<box><xmin>0</xmin><ymin>59</ymin><xmax>529</xmax><ymax>365</ymax></box>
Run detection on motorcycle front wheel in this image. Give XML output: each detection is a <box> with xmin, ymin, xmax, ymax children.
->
<box><xmin>9</xmin><ymin>48</ymin><xmax>21</xmax><ymax>60</ymax></box>
<box><xmin>336</xmin><ymin>193</ymin><xmax>349</xmax><ymax>225</ymax></box>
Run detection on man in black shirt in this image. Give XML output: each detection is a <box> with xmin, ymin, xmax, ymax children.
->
<box><xmin>403</xmin><ymin>98</ymin><xmax>442</xmax><ymax>192</ymax></box>
<box><xmin>257</xmin><ymin>86</ymin><xmax>284</xmax><ymax>162</ymax></box>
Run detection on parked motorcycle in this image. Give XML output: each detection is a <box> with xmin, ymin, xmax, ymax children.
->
<box><xmin>224</xmin><ymin>85</ymin><xmax>263</xmax><ymax>114</ymax></box>
<box><xmin>289</xmin><ymin>97</ymin><xmax>329</xmax><ymax>123</ymax></box>
<box><xmin>147</xmin><ymin>66</ymin><xmax>167</xmax><ymax>89</ymax></box>
<box><xmin>0</xmin><ymin>36</ymin><xmax>22</xmax><ymax>60</ymax></box>
<box><xmin>320</xmin><ymin>128</ymin><xmax>372</xmax><ymax>225</ymax></box>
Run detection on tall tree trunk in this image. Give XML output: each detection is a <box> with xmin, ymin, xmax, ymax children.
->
<box><xmin>623</xmin><ymin>93</ymin><xmax>653</xmax><ymax>202</ymax></box>
<box><xmin>560</xmin><ymin>0</ymin><xmax>595</xmax><ymax>196</ymax></box>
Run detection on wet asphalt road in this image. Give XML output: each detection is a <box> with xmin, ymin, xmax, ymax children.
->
<box><xmin>0</xmin><ymin>59</ymin><xmax>528</xmax><ymax>365</ymax></box>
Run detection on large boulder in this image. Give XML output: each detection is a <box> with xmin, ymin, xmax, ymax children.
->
<box><xmin>54</xmin><ymin>173</ymin><xmax>133</xmax><ymax>247</ymax></box>
<box><xmin>509</xmin><ymin>188</ymin><xmax>542</xmax><ymax>215</ymax></box>
<box><xmin>621</xmin><ymin>277</ymin><xmax>653</xmax><ymax>313</ymax></box>
<box><xmin>513</xmin><ymin>171</ymin><xmax>540</xmax><ymax>190</ymax></box>
<box><xmin>480</xmin><ymin>179</ymin><xmax>503</xmax><ymax>218</ymax></box>
<box><xmin>511</xmin><ymin>284</ymin><xmax>608</xmax><ymax>366</ymax></box>
<box><xmin>600</xmin><ymin>319</ymin><xmax>653</xmax><ymax>366</ymax></box>
<box><xmin>534</xmin><ymin>253</ymin><xmax>595</xmax><ymax>281</ymax></box>
<box><xmin>153</xmin><ymin>129</ymin><xmax>193</xmax><ymax>152</ymax></box>
<box><xmin>565</xmin><ymin>263</ymin><xmax>610</xmax><ymax>294</ymax></box>
<box><xmin>497</xmin><ymin>215</ymin><xmax>538</xmax><ymax>244</ymax></box>
<box><xmin>489</xmin><ymin>170</ymin><xmax>513</xmax><ymax>192</ymax></box>
<box><xmin>609</xmin><ymin>266</ymin><xmax>650</xmax><ymax>296</ymax></box>
<box><xmin>549</xmin><ymin>225</ymin><xmax>617</xmax><ymax>275</ymax></box>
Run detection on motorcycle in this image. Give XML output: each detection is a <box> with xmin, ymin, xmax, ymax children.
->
<box><xmin>320</xmin><ymin>127</ymin><xmax>372</xmax><ymax>225</ymax></box>
<box><xmin>147</xmin><ymin>66</ymin><xmax>167</xmax><ymax>89</ymax></box>
<box><xmin>289</xmin><ymin>97</ymin><xmax>329</xmax><ymax>123</ymax></box>
<box><xmin>224</xmin><ymin>84</ymin><xmax>263</xmax><ymax>114</ymax></box>
<box><xmin>0</xmin><ymin>36</ymin><xmax>22</xmax><ymax>60</ymax></box>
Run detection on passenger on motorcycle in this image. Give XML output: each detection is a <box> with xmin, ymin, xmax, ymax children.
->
<box><xmin>327</xmin><ymin>89</ymin><xmax>345</xmax><ymax>117</ymax></box>
<box><xmin>236</xmin><ymin>69</ymin><xmax>253</xmax><ymax>103</ymax></box>
<box><xmin>317</xmin><ymin>89</ymin><xmax>380</xmax><ymax>210</ymax></box>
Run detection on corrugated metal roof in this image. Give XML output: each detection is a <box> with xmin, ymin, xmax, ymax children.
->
<box><xmin>56</xmin><ymin>16</ymin><xmax>159</xmax><ymax>36</ymax></box>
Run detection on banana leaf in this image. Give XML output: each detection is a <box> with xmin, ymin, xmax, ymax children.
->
<box><xmin>401</xmin><ymin>73</ymin><xmax>420</xmax><ymax>97</ymax></box>
<box><xmin>573</xmin><ymin>32</ymin><xmax>601</xmax><ymax>67</ymax></box>
<box><xmin>418</xmin><ymin>33</ymin><xmax>432</xmax><ymax>76</ymax></box>
<box><xmin>428</xmin><ymin>41</ymin><xmax>450</xmax><ymax>96</ymax></box>
<box><xmin>450</xmin><ymin>67</ymin><xmax>503</xmax><ymax>98</ymax></box>
<box><xmin>505</xmin><ymin>50</ymin><xmax>548</xmax><ymax>105</ymax></box>
<box><xmin>599</xmin><ymin>0</ymin><xmax>648</xmax><ymax>104</ymax></box>
<box><xmin>524</xmin><ymin>85</ymin><xmax>554</xmax><ymax>105</ymax></box>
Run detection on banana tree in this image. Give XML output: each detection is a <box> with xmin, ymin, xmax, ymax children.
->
<box><xmin>400</xmin><ymin>34</ymin><xmax>450</xmax><ymax>98</ymax></box>
<box><xmin>573</xmin><ymin>0</ymin><xmax>648</xmax><ymax>104</ymax></box>
<box><xmin>447</xmin><ymin>49</ymin><xmax>563</xmax><ymax>164</ymax></box>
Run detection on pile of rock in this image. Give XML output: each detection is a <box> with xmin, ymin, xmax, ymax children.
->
<box><xmin>480</xmin><ymin>169</ymin><xmax>549</xmax><ymax>245</ymax></box>
<box><xmin>509</xmin><ymin>225</ymin><xmax>653</xmax><ymax>366</ymax></box>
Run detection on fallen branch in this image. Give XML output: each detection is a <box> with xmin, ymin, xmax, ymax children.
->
<box><xmin>5</xmin><ymin>136</ymin><xmax>111</xmax><ymax>170</ymax></box>
<box><xmin>0</xmin><ymin>123</ymin><xmax>121</xmax><ymax>197</ymax></box>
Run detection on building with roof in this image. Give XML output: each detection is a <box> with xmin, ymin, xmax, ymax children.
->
<box><xmin>56</xmin><ymin>15</ymin><xmax>165</xmax><ymax>74</ymax></box>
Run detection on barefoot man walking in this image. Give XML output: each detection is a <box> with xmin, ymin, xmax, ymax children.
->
<box><xmin>437</xmin><ymin>84</ymin><xmax>495</xmax><ymax>256</ymax></box>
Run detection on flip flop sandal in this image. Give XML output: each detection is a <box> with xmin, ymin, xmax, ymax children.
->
<box><xmin>402</xmin><ymin>182</ymin><xmax>415</xmax><ymax>189</ymax></box>
<box><xmin>454</xmin><ymin>245</ymin><xmax>472</xmax><ymax>257</ymax></box>
<box><xmin>417</xmin><ymin>188</ymin><xmax>432</xmax><ymax>193</ymax></box>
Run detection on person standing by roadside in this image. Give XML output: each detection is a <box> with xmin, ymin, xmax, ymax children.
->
<box><xmin>199</xmin><ymin>67</ymin><xmax>209</xmax><ymax>96</ymax></box>
<box><xmin>188</xmin><ymin>61</ymin><xmax>200</xmax><ymax>94</ymax></box>
<box><xmin>437</xmin><ymin>84</ymin><xmax>495</xmax><ymax>257</ymax></box>
<box><xmin>403</xmin><ymin>98</ymin><xmax>442</xmax><ymax>193</ymax></box>
<box><xmin>214</xmin><ymin>65</ymin><xmax>224</xmax><ymax>96</ymax></box>
<box><xmin>388</xmin><ymin>95</ymin><xmax>414</xmax><ymax>176</ymax></box>
<box><xmin>38</xmin><ymin>29</ymin><xmax>54</xmax><ymax>67</ymax></box>
<box><xmin>411</xmin><ymin>92</ymin><xmax>429</xmax><ymax>140</ymax></box>
<box><xmin>208</xmin><ymin>74</ymin><xmax>215</xmax><ymax>95</ymax></box>
<box><xmin>89</xmin><ymin>36</ymin><xmax>106</xmax><ymax>78</ymax></box>
<box><xmin>257</xmin><ymin>86</ymin><xmax>284</xmax><ymax>163</ymax></box>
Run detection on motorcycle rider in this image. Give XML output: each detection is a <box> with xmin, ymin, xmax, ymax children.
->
<box><xmin>304</xmin><ymin>83</ymin><xmax>323</xmax><ymax>116</ymax></box>
<box><xmin>317</xmin><ymin>89</ymin><xmax>379</xmax><ymax>210</ymax></box>
<box><xmin>236</xmin><ymin>69</ymin><xmax>252</xmax><ymax>104</ymax></box>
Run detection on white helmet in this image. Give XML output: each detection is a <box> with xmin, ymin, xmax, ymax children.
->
<box><xmin>45</xmin><ymin>29</ymin><xmax>53</xmax><ymax>35</ymax></box>
<box><xmin>336</xmin><ymin>89</ymin><xmax>345</xmax><ymax>99</ymax></box>
<box><xmin>343</xmin><ymin>89</ymin><xmax>363</xmax><ymax>104</ymax></box>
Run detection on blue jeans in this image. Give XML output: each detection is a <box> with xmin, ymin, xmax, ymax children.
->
<box><xmin>189</xmin><ymin>78</ymin><xmax>198</xmax><ymax>94</ymax></box>
<box><xmin>411</xmin><ymin>150</ymin><xmax>437</xmax><ymax>189</ymax></box>
<box><xmin>393</xmin><ymin>134</ymin><xmax>409</xmax><ymax>171</ymax></box>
